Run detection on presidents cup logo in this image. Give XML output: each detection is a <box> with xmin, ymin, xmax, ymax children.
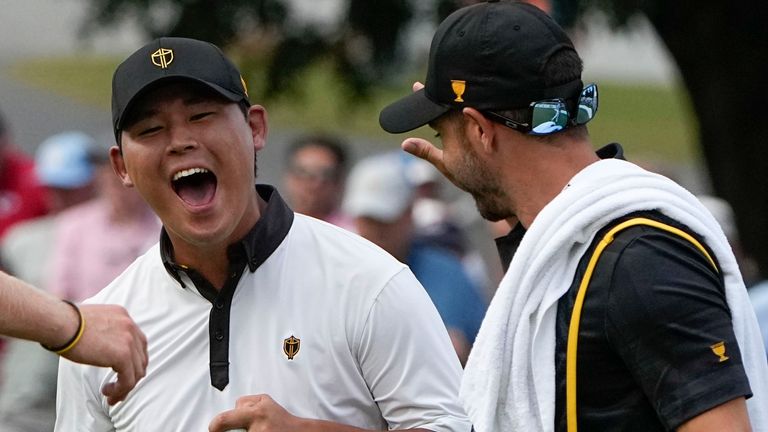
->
<box><xmin>451</xmin><ymin>80</ymin><xmax>466</xmax><ymax>102</ymax></box>
<box><xmin>151</xmin><ymin>48</ymin><xmax>174</xmax><ymax>69</ymax></box>
<box><xmin>283</xmin><ymin>335</ymin><xmax>300</xmax><ymax>360</ymax></box>
<box><xmin>710</xmin><ymin>341</ymin><xmax>729</xmax><ymax>362</ymax></box>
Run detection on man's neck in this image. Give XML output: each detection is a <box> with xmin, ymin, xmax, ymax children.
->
<box><xmin>170</xmin><ymin>194</ymin><xmax>266</xmax><ymax>290</ymax></box>
<box><xmin>503</xmin><ymin>137</ymin><xmax>599</xmax><ymax>229</ymax></box>
<box><xmin>173</xmin><ymin>241</ymin><xmax>233</xmax><ymax>291</ymax></box>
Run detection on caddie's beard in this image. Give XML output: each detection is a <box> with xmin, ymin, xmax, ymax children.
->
<box><xmin>453</xmin><ymin>144</ymin><xmax>511</xmax><ymax>222</ymax></box>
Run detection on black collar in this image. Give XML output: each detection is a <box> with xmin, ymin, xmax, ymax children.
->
<box><xmin>160</xmin><ymin>184</ymin><xmax>294</xmax><ymax>288</ymax></box>
<box><xmin>595</xmin><ymin>142</ymin><xmax>625</xmax><ymax>160</ymax></box>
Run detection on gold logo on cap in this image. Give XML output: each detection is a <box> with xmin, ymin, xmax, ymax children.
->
<box><xmin>240</xmin><ymin>76</ymin><xmax>249</xmax><ymax>97</ymax></box>
<box><xmin>710</xmin><ymin>341</ymin><xmax>729</xmax><ymax>362</ymax></box>
<box><xmin>151</xmin><ymin>48</ymin><xmax>174</xmax><ymax>69</ymax></box>
<box><xmin>451</xmin><ymin>80</ymin><xmax>466</xmax><ymax>102</ymax></box>
<box><xmin>283</xmin><ymin>335</ymin><xmax>300</xmax><ymax>360</ymax></box>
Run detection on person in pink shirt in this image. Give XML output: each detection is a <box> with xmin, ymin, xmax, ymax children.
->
<box><xmin>0</xmin><ymin>109</ymin><xmax>48</xmax><ymax>241</ymax></box>
<box><xmin>48</xmin><ymin>150</ymin><xmax>160</xmax><ymax>302</ymax></box>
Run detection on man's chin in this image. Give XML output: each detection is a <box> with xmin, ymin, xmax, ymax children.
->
<box><xmin>474</xmin><ymin>199</ymin><xmax>509</xmax><ymax>222</ymax></box>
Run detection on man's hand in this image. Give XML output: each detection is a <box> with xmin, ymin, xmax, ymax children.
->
<box><xmin>401</xmin><ymin>82</ymin><xmax>451</xmax><ymax>181</ymax></box>
<box><xmin>209</xmin><ymin>394</ymin><xmax>302</xmax><ymax>432</ymax></box>
<box><xmin>209</xmin><ymin>394</ymin><xmax>433</xmax><ymax>432</ymax></box>
<box><xmin>61</xmin><ymin>304</ymin><xmax>148</xmax><ymax>405</ymax></box>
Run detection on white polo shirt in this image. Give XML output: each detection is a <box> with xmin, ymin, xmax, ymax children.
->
<box><xmin>55</xmin><ymin>186</ymin><xmax>471</xmax><ymax>432</ymax></box>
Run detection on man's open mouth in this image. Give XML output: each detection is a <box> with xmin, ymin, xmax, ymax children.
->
<box><xmin>171</xmin><ymin>167</ymin><xmax>218</xmax><ymax>206</ymax></box>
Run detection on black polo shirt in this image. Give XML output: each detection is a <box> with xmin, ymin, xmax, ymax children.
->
<box><xmin>495</xmin><ymin>146</ymin><xmax>752</xmax><ymax>431</ymax></box>
<box><xmin>160</xmin><ymin>184</ymin><xmax>293</xmax><ymax>390</ymax></box>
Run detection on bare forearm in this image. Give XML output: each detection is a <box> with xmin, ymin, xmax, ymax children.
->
<box><xmin>677</xmin><ymin>397</ymin><xmax>751</xmax><ymax>432</ymax></box>
<box><xmin>0</xmin><ymin>271</ymin><xmax>79</xmax><ymax>347</ymax></box>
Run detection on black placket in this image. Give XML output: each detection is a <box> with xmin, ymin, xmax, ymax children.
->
<box><xmin>159</xmin><ymin>185</ymin><xmax>295</xmax><ymax>391</ymax></box>
<box><xmin>185</xmin><ymin>245</ymin><xmax>247</xmax><ymax>390</ymax></box>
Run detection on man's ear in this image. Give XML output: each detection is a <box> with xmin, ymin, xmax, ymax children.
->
<box><xmin>247</xmin><ymin>105</ymin><xmax>268</xmax><ymax>152</ymax></box>
<box><xmin>463</xmin><ymin>107</ymin><xmax>497</xmax><ymax>153</ymax></box>
<box><xmin>109</xmin><ymin>145</ymin><xmax>134</xmax><ymax>187</ymax></box>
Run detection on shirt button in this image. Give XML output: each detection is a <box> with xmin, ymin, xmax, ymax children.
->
<box><xmin>215</xmin><ymin>331</ymin><xmax>224</xmax><ymax>341</ymax></box>
<box><xmin>215</xmin><ymin>301</ymin><xmax>224</xmax><ymax>309</ymax></box>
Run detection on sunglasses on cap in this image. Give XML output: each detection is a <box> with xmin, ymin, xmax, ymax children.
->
<box><xmin>483</xmin><ymin>84</ymin><xmax>598</xmax><ymax>135</ymax></box>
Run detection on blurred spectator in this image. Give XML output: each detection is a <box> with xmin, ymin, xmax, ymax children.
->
<box><xmin>47</xmin><ymin>142</ymin><xmax>161</xmax><ymax>303</ymax></box>
<box><xmin>0</xmin><ymin>131</ymin><xmax>100</xmax><ymax>432</ymax></box>
<box><xmin>698</xmin><ymin>195</ymin><xmax>761</xmax><ymax>286</ymax></box>
<box><xmin>404</xmin><ymin>157</ymin><xmax>493</xmax><ymax>295</ymax></box>
<box><xmin>0</xmin><ymin>109</ymin><xmax>48</xmax><ymax>242</ymax></box>
<box><xmin>2</xmin><ymin>131</ymin><xmax>99</xmax><ymax>287</ymax></box>
<box><xmin>282</xmin><ymin>134</ymin><xmax>354</xmax><ymax>230</ymax></box>
<box><xmin>343</xmin><ymin>153</ymin><xmax>487</xmax><ymax>365</ymax></box>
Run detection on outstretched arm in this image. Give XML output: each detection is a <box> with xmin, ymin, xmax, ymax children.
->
<box><xmin>0</xmin><ymin>271</ymin><xmax>147</xmax><ymax>404</ymax></box>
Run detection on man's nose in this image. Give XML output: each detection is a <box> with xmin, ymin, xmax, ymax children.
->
<box><xmin>167</xmin><ymin>126</ymin><xmax>198</xmax><ymax>154</ymax></box>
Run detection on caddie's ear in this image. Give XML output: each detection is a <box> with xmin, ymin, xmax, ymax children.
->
<box><xmin>109</xmin><ymin>145</ymin><xmax>134</xmax><ymax>187</ymax></box>
<box><xmin>463</xmin><ymin>107</ymin><xmax>498</xmax><ymax>153</ymax></box>
<box><xmin>247</xmin><ymin>105</ymin><xmax>268</xmax><ymax>152</ymax></box>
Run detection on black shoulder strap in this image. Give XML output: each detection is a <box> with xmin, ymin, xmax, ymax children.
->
<box><xmin>565</xmin><ymin>217</ymin><xmax>718</xmax><ymax>432</ymax></box>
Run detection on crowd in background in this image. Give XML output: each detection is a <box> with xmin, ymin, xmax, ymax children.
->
<box><xmin>0</xmin><ymin>112</ymin><xmax>160</xmax><ymax>430</ymax></box>
<box><xmin>0</xmin><ymin>100</ymin><xmax>767</xmax><ymax>429</ymax></box>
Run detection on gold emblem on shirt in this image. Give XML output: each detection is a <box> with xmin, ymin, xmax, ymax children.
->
<box><xmin>283</xmin><ymin>335</ymin><xmax>300</xmax><ymax>360</ymax></box>
<box><xmin>710</xmin><ymin>341</ymin><xmax>729</xmax><ymax>362</ymax></box>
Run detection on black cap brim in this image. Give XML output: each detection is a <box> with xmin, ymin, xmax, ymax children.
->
<box><xmin>115</xmin><ymin>75</ymin><xmax>247</xmax><ymax>137</ymax></box>
<box><xmin>379</xmin><ymin>88</ymin><xmax>450</xmax><ymax>134</ymax></box>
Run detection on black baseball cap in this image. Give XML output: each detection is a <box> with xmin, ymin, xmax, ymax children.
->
<box><xmin>112</xmin><ymin>37</ymin><xmax>250</xmax><ymax>140</ymax></box>
<box><xmin>380</xmin><ymin>0</ymin><xmax>582</xmax><ymax>134</ymax></box>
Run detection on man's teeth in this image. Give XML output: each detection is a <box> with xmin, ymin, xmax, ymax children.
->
<box><xmin>173</xmin><ymin>168</ymin><xmax>209</xmax><ymax>182</ymax></box>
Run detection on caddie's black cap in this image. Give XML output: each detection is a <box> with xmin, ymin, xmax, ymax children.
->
<box><xmin>380</xmin><ymin>0</ymin><xmax>582</xmax><ymax>134</ymax></box>
<box><xmin>111</xmin><ymin>37</ymin><xmax>250</xmax><ymax>141</ymax></box>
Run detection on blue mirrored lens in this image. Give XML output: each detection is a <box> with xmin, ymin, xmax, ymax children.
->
<box><xmin>576</xmin><ymin>84</ymin><xmax>598</xmax><ymax>125</ymax></box>
<box><xmin>531</xmin><ymin>101</ymin><xmax>568</xmax><ymax>134</ymax></box>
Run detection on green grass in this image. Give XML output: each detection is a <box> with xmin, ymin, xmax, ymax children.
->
<box><xmin>7</xmin><ymin>55</ymin><xmax>700</xmax><ymax>162</ymax></box>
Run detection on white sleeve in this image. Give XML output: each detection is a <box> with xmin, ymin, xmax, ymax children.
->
<box><xmin>358</xmin><ymin>268</ymin><xmax>472</xmax><ymax>432</ymax></box>
<box><xmin>55</xmin><ymin>358</ymin><xmax>115</xmax><ymax>432</ymax></box>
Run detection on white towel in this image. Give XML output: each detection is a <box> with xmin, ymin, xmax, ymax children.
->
<box><xmin>460</xmin><ymin>159</ymin><xmax>768</xmax><ymax>431</ymax></box>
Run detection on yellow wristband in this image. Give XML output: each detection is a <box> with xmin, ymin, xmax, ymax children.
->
<box><xmin>41</xmin><ymin>300</ymin><xmax>86</xmax><ymax>355</ymax></box>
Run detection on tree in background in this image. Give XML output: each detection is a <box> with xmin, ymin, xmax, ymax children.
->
<box><xmin>554</xmin><ymin>0</ymin><xmax>768</xmax><ymax>283</ymax></box>
<box><xmin>82</xmin><ymin>0</ymin><xmax>410</xmax><ymax>100</ymax></box>
<box><xmin>82</xmin><ymin>0</ymin><xmax>768</xmax><ymax>280</ymax></box>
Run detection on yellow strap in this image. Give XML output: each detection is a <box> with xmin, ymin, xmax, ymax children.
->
<box><xmin>565</xmin><ymin>217</ymin><xmax>717</xmax><ymax>432</ymax></box>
